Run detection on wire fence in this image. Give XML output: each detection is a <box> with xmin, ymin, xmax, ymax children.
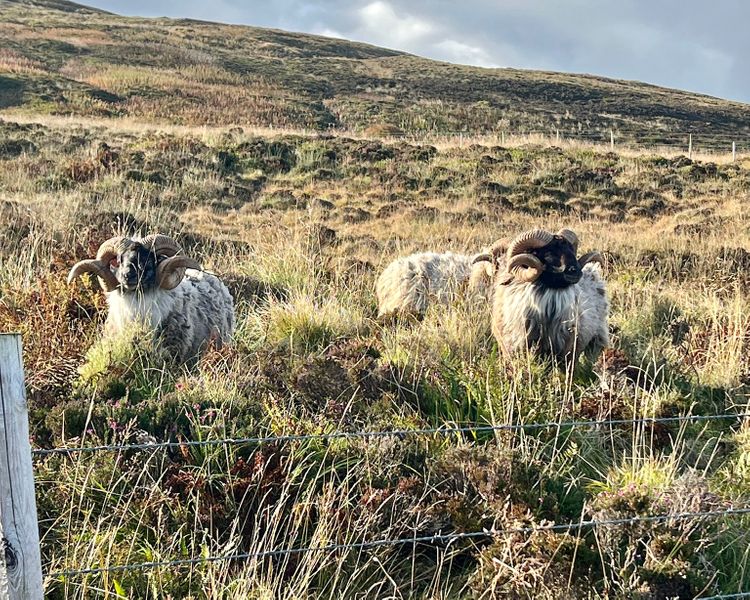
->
<box><xmin>340</xmin><ymin>127</ymin><xmax>750</xmax><ymax>155</ymax></box>
<box><xmin>46</xmin><ymin>507</ymin><xmax>750</xmax><ymax>580</ymax></box>
<box><xmin>31</xmin><ymin>411</ymin><xmax>750</xmax><ymax>457</ymax></box>
<box><xmin>35</xmin><ymin>408</ymin><xmax>750</xmax><ymax>599</ymax></box>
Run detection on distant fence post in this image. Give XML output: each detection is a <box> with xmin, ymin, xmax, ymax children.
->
<box><xmin>732</xmin><ymin>141</ymin><xmax>736</xmax><ymax>162</ymax></box>
<box><xmin>0</xmin><ymin>334</ymin><xmax>43</xmax><ymax>599</ymax></box>
<box><xmin>610</xmin><ymin>130</ymin><xmax>614</xmax><ymax>150</ymax></box>
<box><xmin>688</xmin><ymin>134</ymin><xmax>693</xmax><ymax>159</ymax></box>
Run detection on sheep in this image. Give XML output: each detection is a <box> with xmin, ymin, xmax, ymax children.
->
<box><xmin>68</xmin><ymin>234</ymin><xmax>234</xmax><ymax>363</ymax></box>
<box><xmin>479</xmin><ymin>228</ymin><xmax>608</xmax><ymax>365</ymax></box>
<box><xmin>375</xmin><ymin>240</ymin><xmax>507</xmax><ymax>319</ymax></box>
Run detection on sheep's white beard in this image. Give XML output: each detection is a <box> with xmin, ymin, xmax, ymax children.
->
<box><xmin>106</xmin><ymin>288</ymin><xmax>173</xmax><ymax>332</ymax></box>
<box><xmin>504</xmin><ymin>283</ymin><xmax>579</xmax><ymax>355</ymax></box>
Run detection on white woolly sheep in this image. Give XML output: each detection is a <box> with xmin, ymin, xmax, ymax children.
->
<box><xmin>375</xmin><ymin>241</ymin><xmax>506</xmax><ymax>319</ymax></box>
<box><xmin>480</xmin><ymin>228</ymin><xmax>608</xmax><ymax>365</ymax></box>
<box><xmin>68</xmin><ymin>234</ymin><xmax>234</xmax><ymax>363</ymax></box>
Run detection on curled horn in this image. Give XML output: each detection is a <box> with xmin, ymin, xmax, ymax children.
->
<box><xmin>500</xmin><ymin>229</ymin><xmax>552</xmax><ymax>284</ymax></box>
<box><xmin>472</xmin><ymin>240</ymin><xmax>510</xmax><ymax>284</ymax></box>
<box><xmin>141</xmin><ymin>234</ymin><xmax>201</xmax><ymax>290</ymax></box>
<box><xmin>506</xmin><ymin>229</ymin><xmax>553</xmax><ymax>258</ymax></box>
<box><xmin>556</xmin><ymin>228</ymin><xmax>579</xmax><ymax>253</ymax></box>
<box><xmin>141</xmin><ymin>234</ymin><xmax>181</xmax><ymax>258</ymax></box>
<box><xmin>579</xmin><ymin>251</ymin><xmax>604</xmax><ymax>267</ymax></box>
<box><xmin>507</xmin><ymin>253</ymin><xmax>544</xmax><ymax>283</ymax></box>
<box><xmin>67</xmin><ymin>236</ymin><xmax>128</xmax><ymax>292</ymax></box>
<box><xmin>157</xmin><ymin>255</ymin><xmax>202</xmax><ymax>290</ymax></box>
<box><xmin>471</xmin><ymin>252</ymin><xmax>492</xmax><ymax>265</ymax></box>
<box><xmin>472</xmin><ymin>237</ymin><xmax>509</xmax><ymax>265</ymax></box>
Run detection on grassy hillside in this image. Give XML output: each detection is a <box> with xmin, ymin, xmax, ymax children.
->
<box><xmin>2</xmin><ymin>0</ymin><xmax>750</xmax><ymax>140</ymax></box>
<box><xmin>1</xmin><ymin>112</ymin><xmax>749</xmax><ymax>598</ymax></box>
<box><xmin>2</xmin><ymin>1</ymin><xmax>750</xmax><ymax>598</ymax></box>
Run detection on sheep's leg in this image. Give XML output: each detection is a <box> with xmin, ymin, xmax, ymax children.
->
<box><xmin>208</xmin><ymin>326</ymin><xmax>222</xmax><ymax>349</ymax></box>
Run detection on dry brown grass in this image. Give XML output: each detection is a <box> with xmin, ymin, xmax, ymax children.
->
<box><xmin>1</xmin><ymin>113</ymin><xmax>749</xmax><ymax>598</ymax></box>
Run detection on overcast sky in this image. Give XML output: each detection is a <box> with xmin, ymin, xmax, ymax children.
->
<box><xmin>84</xmin><ymin>0</ymin><xmax>749</xmax><ymax>104</ymax></box>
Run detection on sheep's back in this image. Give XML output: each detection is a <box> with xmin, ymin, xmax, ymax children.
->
<box><xmin>574</xmin><ymin>263</ymin><xmax>609</xmax><ymax>358</ymax></box>
<box><xmin>156</xmin><ymin>270</ymin><xmax>235</xmax><ymax>361</ymax></box>
<box><xmin>376</xmin><ymin>252</ymin><xmax>473</xmax><ymax>318</ymax></box>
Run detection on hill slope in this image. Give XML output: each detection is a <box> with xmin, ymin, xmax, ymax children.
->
<box><xmin>2</xmin><ymin>94</ymin><xmax>750</xmax><ymax>599</ymax></box>
<box><xmin>1</xmin><ymin>0</ymin><xmax>750</xmax><ymax>137</ymax></box>
<box><xmin>2</xmin><ymin>2</ymin><xmax>750</xmax><ymax>597</ymax></box>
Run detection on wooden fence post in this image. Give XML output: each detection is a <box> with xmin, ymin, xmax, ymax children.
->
<box><xmin>610</xmin><ymin>130</ymin><xmax>614</xmax><ymax>150</ymax></box>
<box><xmin>0</xmin><ymin>334</ymin><xmax>43</xmax><ymax>599</ymax></box>
<box><xmin>732</xmin><ymin>141</ymin><xmax>736</xmax><ymax>162</ymax></box>
<box><xmin>688</xmin><ymin>133</ymin><xmax>692</xmax><ymax>159</ymax></box>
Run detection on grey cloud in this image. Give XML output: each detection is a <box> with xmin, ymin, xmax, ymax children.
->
<box><xmin>86</xmin><ymin>0</ymin><xmax>750</xmax><ymax>102</ymax></box>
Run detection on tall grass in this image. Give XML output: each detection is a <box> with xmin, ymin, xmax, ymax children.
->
<box><xmin>0</xmin><ymin>114</ymin><xmax>748</xmax><ymax>599</ymax></box>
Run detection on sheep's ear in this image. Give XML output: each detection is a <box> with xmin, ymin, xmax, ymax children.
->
<box><xmin>498</xmin><ymin>271</ymin><xmax>515</xmax><ymax>286</ymax></box>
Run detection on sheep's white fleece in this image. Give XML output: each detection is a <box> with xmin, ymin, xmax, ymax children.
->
<box><xmin>106</xmin><ymin>269</ymin><xmax>234</xmax><ymax>362</ymax></box>
<box><xmin>376</xmin><ymin>252</ymin><xmax>490</xmax><ymax>318</ymax></box>
<box><xmin>491</xmin><ymin>263</ymin><xmax>608</xmax><ymax>361</ymax></box>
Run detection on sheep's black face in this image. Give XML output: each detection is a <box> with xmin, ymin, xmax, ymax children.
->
<box><xmin>533</xmin><ymin>237</ymin><xmax>582</xmax><ymax>288</ymax></box>
<box><xmin>115</xmin><ymin>245</ymin><xmax>158</xmax><ymax>292</ymax></box>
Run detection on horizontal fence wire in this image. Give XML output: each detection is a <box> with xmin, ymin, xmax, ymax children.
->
<box><xmin>30</xmin><ymin>398</ymin><xmax>750</xmax><ymax>586</ymax></box>
<box><xmin>295</xmin><ymin>124</ymin><xmax>750</xmax><ymax>149</ymax></box>
<box><xmin>31</xmin><ymin>411</ymin><xmax>750</xmax><ymax>457</ymax></box>
<box><xmin>431</xmin><ymin>132</ymin><xmax>744</xmax><ymax>139</ymax></box>
<box><xmin>370</xmin><ymin>130</ymin><xmax>750</xmax><ymax>139</ymax></box>
<box><xmin>697</xmin><ymin>595</ymin><xmax>750</xmax><ymax>600</ymax></box>
<box><xmin>361</xmin><ymin>130</ymin><xmax>750</xmax><ymax>152</ymax></box>
<box><xmin>46</xmin><ymin>506</ymin><xmax>750</xmax><ymax>580</ymax></box>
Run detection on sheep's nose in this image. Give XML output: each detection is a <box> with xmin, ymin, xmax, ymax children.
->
<box><xmin>564</xmin><ymin>264</ymin><xmax>582</xmax><ymax>283</ymax></box>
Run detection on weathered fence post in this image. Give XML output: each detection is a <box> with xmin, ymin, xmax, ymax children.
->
<box><xmin>732</xmin><ymin>141</ymin><xmax>736</xmax><ymax>162</ymax></box>
<box><xmin>610</xmin><ymin>129</ymin><xmax>614</xmax><ymax>150</ymax></box>
<box><xmin>0</xmin><ymin>334</ymin><xmax>43</xmax><ymax>599</ymax></box>
<box><xmin>688</xmin><ymin>133</ymin><xmax>692</xmax><ymax>159</ymax></box>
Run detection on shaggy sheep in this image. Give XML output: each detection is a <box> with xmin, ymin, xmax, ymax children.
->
<box><xmin>68</xmin><ymin>234</ymin><xmax>234</xmax><ymax>363</ymax></box>
<box><xmin>481</xmin><ymin>228</ymin><xmax>608</xmax><ymax>365</ymax></box>
<box><xmin>375</xmin><ymin>240</ymin><xmax>507</xmax><ymax>319</ymax></box>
